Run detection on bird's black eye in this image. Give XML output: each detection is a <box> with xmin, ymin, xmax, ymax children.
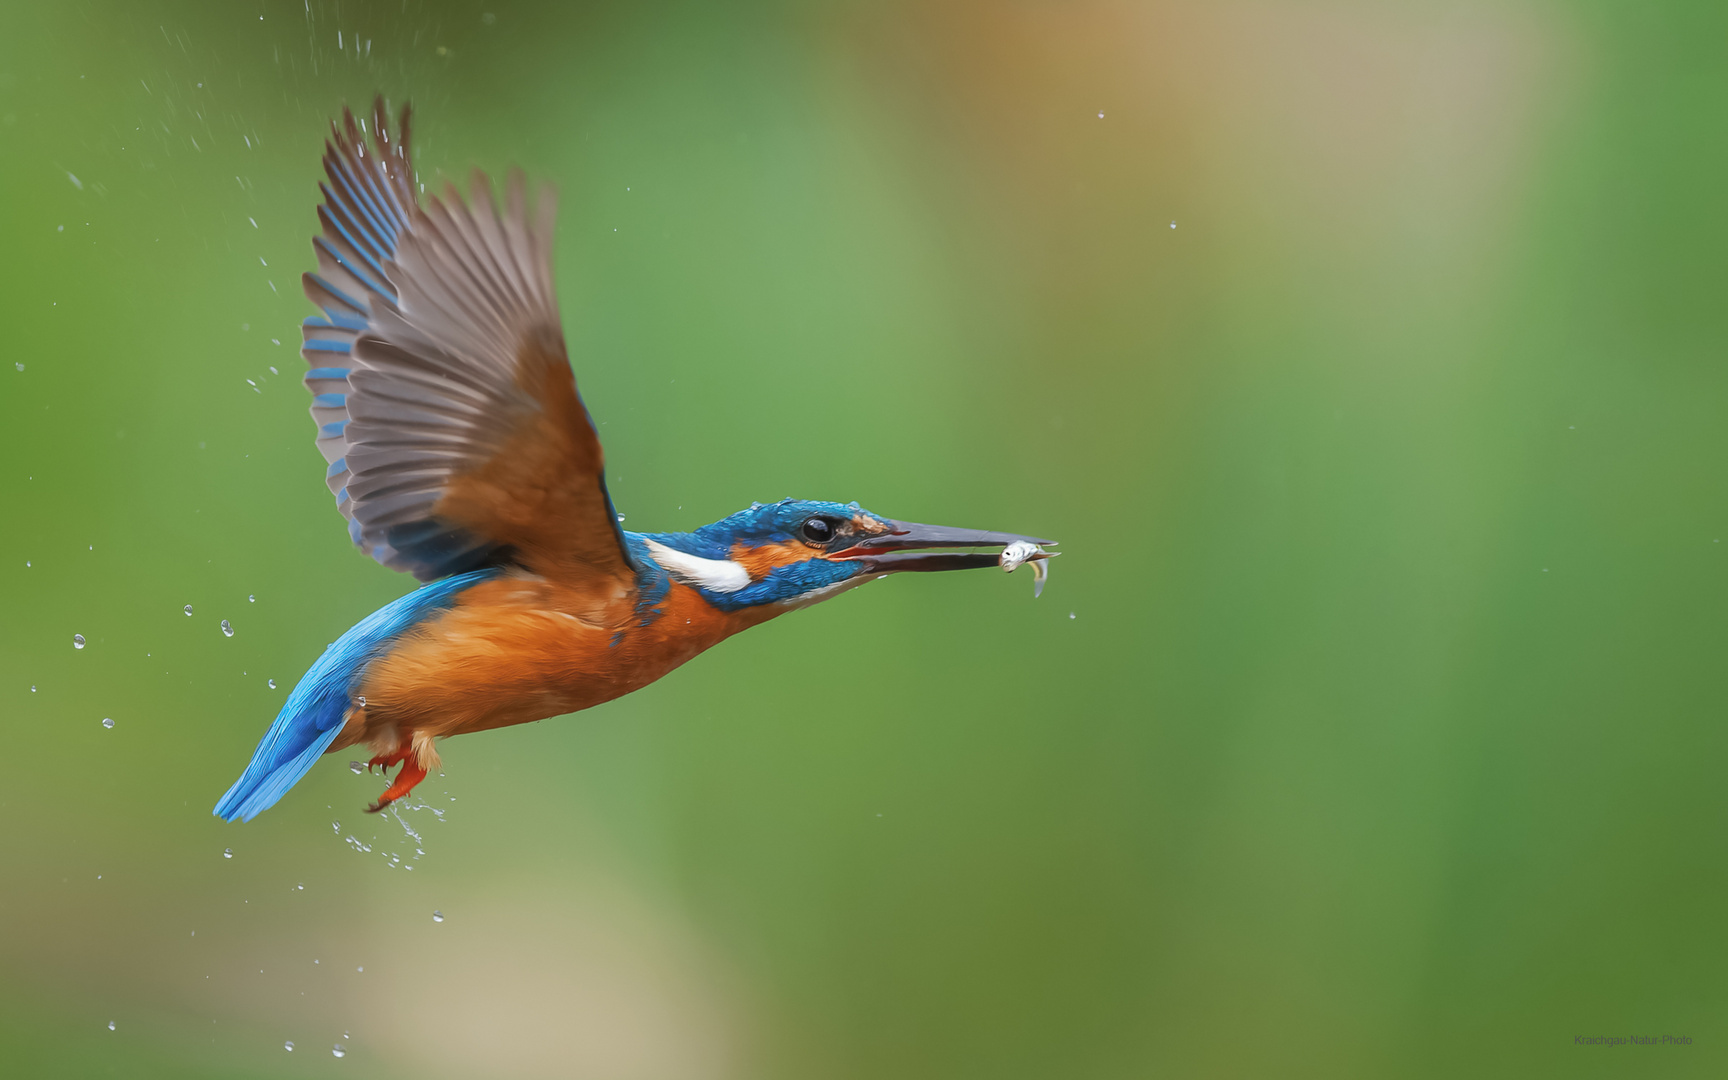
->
<box><xmin>798</xmin><ymin>517</ymin><xmax>836</xmax><ymax>545</ymax></box>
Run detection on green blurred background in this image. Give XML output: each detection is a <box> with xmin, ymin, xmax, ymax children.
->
<box><xmin>3</xmin><ymin>0</ymin><xmax>1726</xmax><ymax>1076</ymax></box>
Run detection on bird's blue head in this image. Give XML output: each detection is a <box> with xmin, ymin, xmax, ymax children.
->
<box><xmin>631</xmin><ymin>498</ymin><xmax>1054</xmax><ymax>613</ymax></box>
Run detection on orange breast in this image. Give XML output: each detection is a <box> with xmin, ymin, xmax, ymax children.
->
<box><xmin>348</xmin><ymin>571</ymin><xmax>775</xmax><ymax>743</ymax></box>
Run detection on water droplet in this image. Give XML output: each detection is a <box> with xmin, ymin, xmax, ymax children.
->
<box><xmin>14</xmin><ymin>363</ymin><xmax>22</xmax><ymax>372</ymax></box>
<box><xmin>285</xmin><ymin>1041</ymin><xmax>295</xmax><ymax>1051</ymax></box>
<box><xmin>432</xmin><ymin>910</ymin><xmax>443</xmax><ymax>923</ymax></box>
<box><xmin>221</xmin><ymin>620</ymin><xmax>233</xmax><ymax>637</ymax></box>
<box><xmin>332</xmin><ymin>821</ymin><xmax>341</xmax><ymax>832</ymax></box>
<box><xmin>350</xmin><ymin>761</ymin><xmax>364</xmax><ymax>774</ymax></box>
<box><xmin>1169</xmin><ymin>221</ymin><xmax>1177</xmax><ymax>229</ymax></box>
<box><xmin>102</xmin><ymin>717</ymin><xmax>114</xmax><ymax>729</ymax></box>
<box><xmin>107</xmin><ymin>1021</ymin><xmax>115</xmax><ymax>1031</ymax></box>
<box><xmin>1098</xmin><ymin>111</ymin><xmax>1105</xmax><ymax>118</ymax></box>
<box><xmin>1069</xmin><ymin>612</ymin><xmax>1076</xmax><ymax>619</ymax></box>
<box><xmin>222</xmin><ymin>848</ymin><xmax>232</xmax><ymax>859</ymax></box>
<box><xmin>332</xmin><ymin>1044</ymin><xmax>346</xmax><ymax>1058</ymax></box>
<box><xmin>357</xmin><ymin>695</ymin><xmax>366</xmax><ymax>707</ymax></box>
<box><xmin>73</xmin><ymin>634</ymin><xmax>86</xmax><ymax>649</ymax></box>
<box><xmin>183</xmin><ymin>605</ymin><xmax>193</xmax><ymax>616</ymax></box>
<box><xmin>356</xmin><ymin>966</ymin><xmax>363</xmax><ymax>972</ymax></box>
<box><xmin>248</xmin><ymin>594</ymin><xmax>256</xmax><ymax>602</ymax></box>
<box><xmin>616</xmin><ymin>513</ymin><xmax>626</xmax><ymax>522</ymax></box>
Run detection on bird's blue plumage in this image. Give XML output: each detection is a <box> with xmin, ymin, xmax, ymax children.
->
<box><xmin>638</xmin><ymin>499</ymin><xmax>880</xmax><ymax>611</ymax></box>
<box><xmin>213</xmin><ymin>568</ymin><xmax>502</xmax><ymax>822</ymax></box>
<box><xmin>647</xmin><ymin>499</ymin><xmax>878</xmax><ymax>559</ymax></box>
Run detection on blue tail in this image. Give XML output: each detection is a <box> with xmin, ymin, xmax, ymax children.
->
<box><xmin>213</xmin><ymin>568</ymin><xmax>501</xmax><ymax>822</ymax></box>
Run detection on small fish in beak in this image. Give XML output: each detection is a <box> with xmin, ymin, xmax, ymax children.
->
<box><xmin>1000</xmin><ymin>540</ymin><xmax>1052</xmax><ymax>598</ymax></box>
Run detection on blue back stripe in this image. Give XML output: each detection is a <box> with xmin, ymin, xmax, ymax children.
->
<box><xmin>212</xmin><ymin>569</ymin><xmax>504</xmax><ymax>822</ymax></box>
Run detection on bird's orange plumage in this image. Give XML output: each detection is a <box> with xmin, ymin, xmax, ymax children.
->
<box><xmin>332</xmin><ymin>573</ymin><xmax>779</xmax><ymax>765</ymax></box>
<box><xmin>730</xmin><ymin>539</ymin><xmax>818</xmax><ymax>579</ymax></box>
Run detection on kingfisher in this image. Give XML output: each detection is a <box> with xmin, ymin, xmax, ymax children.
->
<box><xmin>214</xmin><ymin>99</ymin><xmax>1055</xmax><ymax>823</ymax></box>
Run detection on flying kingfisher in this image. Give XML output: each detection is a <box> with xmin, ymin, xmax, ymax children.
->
<box><xmin>214</xmin><ymin>99</ymin><xmax>1055</xmax><ymax>823</ymax></box>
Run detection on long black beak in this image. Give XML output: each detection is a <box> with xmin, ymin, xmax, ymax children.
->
<box><xmin>834</xmin><ymin>519</ymin><xmax>1058</xmax><ymax>574</ymax></box>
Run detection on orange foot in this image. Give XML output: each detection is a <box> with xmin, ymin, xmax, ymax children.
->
<box><xmin>365</xmin><ymin>754</ymin><xmax>428</xmax><ymax>814</ymax></box>
<box><xmin>366</xmin><ymin>745</ymin><xmax>410</xmax><ymax>774</ymax></box>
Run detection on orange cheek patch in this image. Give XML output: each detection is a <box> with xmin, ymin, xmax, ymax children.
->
<box><xmin>730</xmin><ymin>539</ymin><xmax>813</xmax><ymax>580</ymax></box>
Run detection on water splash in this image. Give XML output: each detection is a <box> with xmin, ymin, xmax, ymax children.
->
<box><xmin>389</xmin><ymin>805</ymin><xmax>426</xmax><ymax>846</ymax></box>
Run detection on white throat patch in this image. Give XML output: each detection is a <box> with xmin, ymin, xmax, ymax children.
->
<box><xmin>777</xmin><ymin>572</ymin><xmax>877</xmax><ymax>609</ymax></box>
<box><xmin>644</xmin><ymin>538</ymin><xmax>752</xmax><ymax>594</ymax></box>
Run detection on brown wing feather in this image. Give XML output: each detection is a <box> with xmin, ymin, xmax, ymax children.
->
<box><xmin>434</xmin><ymin>327</ymin><xmax>635</xmax><ymax>586</ymax></box>
<box><xmin>302</xmin><ymin>99</ymin><xmax>635</xmax><ymax>593</ymax></box>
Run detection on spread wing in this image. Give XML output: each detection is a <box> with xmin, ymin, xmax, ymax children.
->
<box><xmin>299</xmin><ymin>98</ymin><xmax>636</xmax><ymax>590</ymax></box>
